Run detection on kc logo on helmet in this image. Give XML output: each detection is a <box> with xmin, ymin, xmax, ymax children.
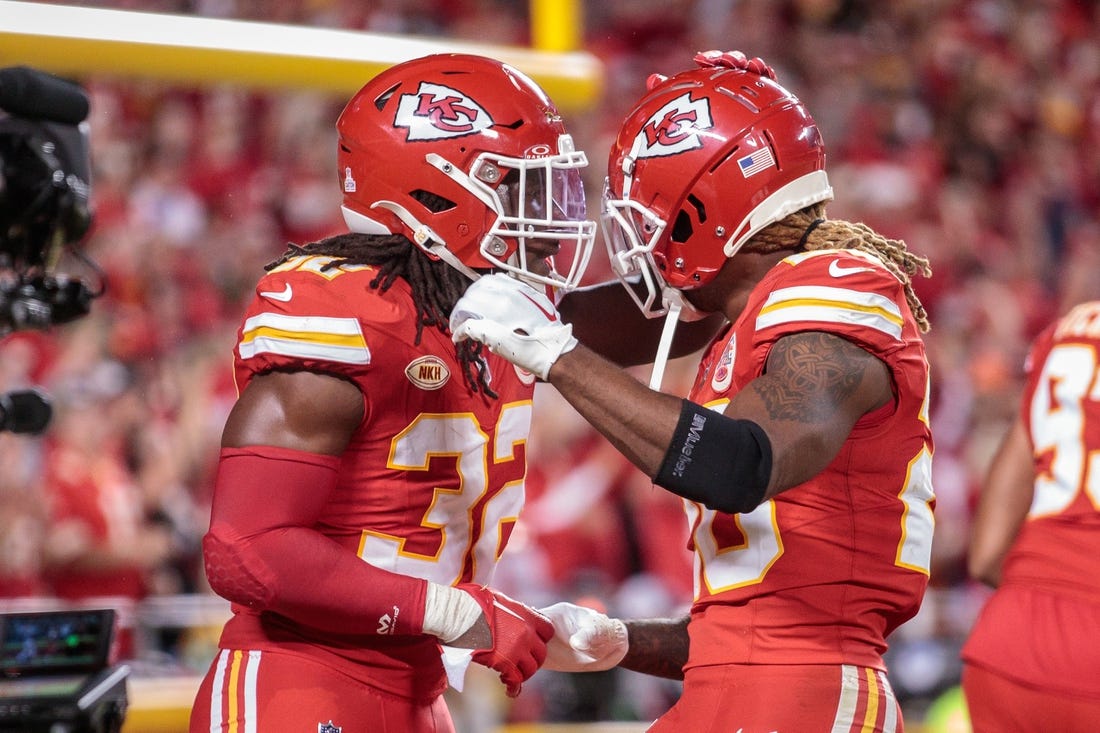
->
<box><xmin>395</xmin><ymin>82</ymin><xmax>493</xmax><ymax>141</ymax></box>
<box><xmin>635</xmin><ymin>93</ymin><xmax>713</xmax><ymax>158</ymax></box>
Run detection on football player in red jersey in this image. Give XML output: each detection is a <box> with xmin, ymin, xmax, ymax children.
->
<box><xmin>452</xmin><ymin>51</ymin><xmax>936</xmax><ymax>732</ymax></box>
<box><xmin>188</xmin><ymin>54</ymin><xmax>600</xmax><ymax>733</ymax></box>
<box><xmin>961</xmin><ymin>300</ymin><xmax>1100</xmax><ymax>732</ymax></box>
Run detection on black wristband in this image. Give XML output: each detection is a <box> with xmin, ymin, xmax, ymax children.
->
<box><xmin>654</xmin><ymin>400</ymin><xmax>773</xmax><ymax>514</ymax></box>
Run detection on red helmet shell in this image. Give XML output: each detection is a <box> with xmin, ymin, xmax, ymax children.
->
<box><xmin>337</xmin><ymin>53</ymin><xmax>583</xmax><ymax>273</ymax></box>
<box><xmin>606</xmin><ymin>65</ymin><xmax>831</xmax><ymax>290</ymax></box>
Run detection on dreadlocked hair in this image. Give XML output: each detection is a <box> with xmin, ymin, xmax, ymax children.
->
<box><xmin>265</xmin><ymin>231</ymin><xmax>497</xmax><ymax>397</ymax></box>
<box><xmin>744</xmin><ymin>202</ymin><xmax>932</xmax><ymax>332</ymax></box>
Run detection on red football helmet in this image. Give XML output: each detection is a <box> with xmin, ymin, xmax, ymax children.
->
<box><xmin>337</xmin><ymin>53</ymin><xmax>595</xmax><ymax>290</ymax></box>
<box><xmin>601</xmin><ymin>52</ymin><xmax>833</xmax><ymax>317</ymax></box>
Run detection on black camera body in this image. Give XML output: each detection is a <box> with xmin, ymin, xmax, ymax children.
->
<box><xmin>0</xmin><ymin>66</ymin><xmax>99</xmax><ymax>335</ymax></box>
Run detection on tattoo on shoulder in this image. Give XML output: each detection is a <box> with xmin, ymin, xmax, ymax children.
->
<box><xmin>754</xmin><ymin>332</ymin><xmax>867</xmax><ymax>422</ymax></box>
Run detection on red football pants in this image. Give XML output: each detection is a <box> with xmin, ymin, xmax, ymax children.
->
<box><xmin>962</xmin><ymin>663</ymin><xmax>1100</xmax><ymax>733</ymax></box>
<box><xmin>189</xmin><ymin>648</ymin><xmax>454</xmax><ymax>733</ymax></box>
<box><xmin>647</xmin><ymin>663</ymin><xmax>904</xmax><ymax>733</ymax></box>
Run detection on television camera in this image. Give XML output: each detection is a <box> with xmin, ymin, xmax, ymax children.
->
<box><xmin>0</xmin><ymin>65</ymin><xmax>105</xmax><ymax>436</ymax></box>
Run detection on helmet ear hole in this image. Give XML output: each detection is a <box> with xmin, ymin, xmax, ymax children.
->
<box><xmin>410</xmin><ymin>189</ymin><xmax>456</xmax><ymax>213</ymax></box>
<box><xmin>671</xmin><ymin>194</ymin><xmax>707</xmax><ymax>244</ymax></box>
<box><xmin>671</xmin><ymin>210</ymin><xmax>694</xmax><ymax>244</ymax></box>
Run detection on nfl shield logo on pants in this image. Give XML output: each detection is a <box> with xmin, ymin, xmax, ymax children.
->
<box><xmin>319</xmin><ymin>722</ymin><xmax>342</xmax><ymax>733</ymax></box>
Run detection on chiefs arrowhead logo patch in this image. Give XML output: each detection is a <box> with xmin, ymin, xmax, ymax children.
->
<box><xmin>710</xmin><ymin>334</ymin><xmax>736</xmax><ymax>393</ymax></box>
<box><xmin>395</xmin><ymin>82</ymin><xmax>493</xmax><ymax>141</ymax></box>
<box><xmin>405</xmin><ymin>355</ymin><xmax>451</xmax><ymax>390</ymax></box>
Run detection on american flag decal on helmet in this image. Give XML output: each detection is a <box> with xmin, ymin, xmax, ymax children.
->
<box><xmin>738</xmin><ymin>146</ymin><xmax>776</xmax><ymax>177</ymax></box>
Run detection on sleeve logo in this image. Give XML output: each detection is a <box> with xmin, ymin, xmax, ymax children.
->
<box><xmin>376</xmin><ymin>605</ymin><xmax>400</xmax><ymax>635</ymax></box>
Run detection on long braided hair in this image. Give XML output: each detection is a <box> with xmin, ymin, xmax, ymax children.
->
<box><xmin>745</xmin><ymin>202</ymin><xmax>932</xmax><ymax>332</ymax></box>
<box><xmin>265</xmin><ymin>231</ymin><xmax>496</xmax><ymax>396</ymax></box>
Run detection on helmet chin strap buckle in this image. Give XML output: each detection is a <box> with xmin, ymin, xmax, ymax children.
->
<box><xmin>370</xmin><ymin>201</ymin><xmax>481</xmax><ymax>282</ymax></box>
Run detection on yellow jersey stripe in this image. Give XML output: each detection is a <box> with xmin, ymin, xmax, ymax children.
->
<box><xmin>757</xmin><ymin>285</ymin><xmax>903</xmax><ymax>340</ymax></box>
<box><xmin>239</xmin><ymin>312</ymin><xmax>370</xmax><ymax>364</ymax></box>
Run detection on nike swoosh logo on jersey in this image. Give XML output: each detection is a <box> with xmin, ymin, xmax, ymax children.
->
<box><xmin>520</xmin><ymin>291</ymin><xmax>557</xmax><ymax>322</ymax></box>
<box><xmin>259</xmin><ymin>282</ymin><xmax>293</xmax><ymax>301</ymax></box>
<box><xmin>828</xmin><ymin>260</ymin><xmax>872</xmax><ymax>277</ymax></box>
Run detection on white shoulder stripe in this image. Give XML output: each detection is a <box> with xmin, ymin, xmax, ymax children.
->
<box><xmin>239</xmin><ymin>312</ymin><xmax>371</xmax><ymax>365</ymax></box>
<box><xmin>757</xmin><ymin>285</ymin><xmax>903</xmax><ymax>340</ymax></box>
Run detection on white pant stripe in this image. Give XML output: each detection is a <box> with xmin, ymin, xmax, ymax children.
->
<box><xmin>878</xmin><ymin>670</ymin><xmax>898</xmax><ymax>733</ymax></box>
<box><xmin>831</xmin><ymin>664</ymin><xmax>860</xmax><ymax>732</ymax></box>
<box><xmin>209</xmin><ymin>649</ymin><xmax>230</xmax><ymax>733</ymax></box>
<box><xmin>244</xmin><ymin>650</ymin><xmax>261</xmax><ymax>733</ymax></box>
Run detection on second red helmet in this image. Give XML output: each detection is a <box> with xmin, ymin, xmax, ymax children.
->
<box><xmin>602</xmin><ymin>53</ymin><xmax>832</xmax><ymax>316</ymax></box>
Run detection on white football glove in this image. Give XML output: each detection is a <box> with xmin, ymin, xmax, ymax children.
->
<box><xmin>539</xmin><ymin>602</ymin><xmax>628</xmax><ymax>673</ymax></box>
<box><xmin>450</xmin><ymin>273</ymin><xmax>578</xmax><ymax>380</ymax></box>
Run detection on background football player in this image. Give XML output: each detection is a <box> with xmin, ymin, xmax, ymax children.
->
<box><xmin>962</xmin><ymin>299</ymin><xmax>1100</xmax><ymax>732</ymax></box>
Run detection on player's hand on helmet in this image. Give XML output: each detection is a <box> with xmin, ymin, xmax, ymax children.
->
<box><xmin>693</xmin><ymin>50</ymin><xmax>777</xmax><ymax>80</ymax></box>
<box><xmin>450</xmin><ymin>272</ymin><xmax>577</xmax><ymax>380</ymax></box>
<box><xmin>540</xmin><ymin>602</ymin><xmax>629</xmax><ymax>673</ymax></box>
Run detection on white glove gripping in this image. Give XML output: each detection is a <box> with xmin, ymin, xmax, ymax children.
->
<box><xmin>450</xmin><ymin>273</ymin><xmax>578</xmax><ymax>380</ymax></box>
<box><xmin>539</xmin><ymin>602</ymin><xmax>628</xmax><ymax>673</ymax></box>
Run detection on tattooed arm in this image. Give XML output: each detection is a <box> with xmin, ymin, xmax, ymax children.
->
<box><xmin>546</xmin><ymin>331</ymin><xmax>892</xmax><ymax>501</ymax></box>
<box><xmin>749</xmin><ymin>330</ymin><xmax>892</xmax><ymax>497</ymax></box>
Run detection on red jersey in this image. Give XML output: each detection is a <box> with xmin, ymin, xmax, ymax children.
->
<box><xmin>217</xmin><ymin>254</ymin><xmax>536</xmax><ymax>698</ymax></box>
<box><xmin>961</xmin><ymin>301</ymin><xmax>1100</xmax><ymax>698</ymax></box>
<box><xmin>1003</xmin><ymin>301</ymin><xmax>1100</xmax><ymax>602</ymax></box>
<box><xmin>683</xmin><ymin>249</ymin><xmax>935</xmax><ymax>671</ymax></box>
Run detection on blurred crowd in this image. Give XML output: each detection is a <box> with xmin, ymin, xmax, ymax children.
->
<box><xmin>2</xmin><ymin>0</ymin><xmax>1099</xmax><ymax>728</ymax></box>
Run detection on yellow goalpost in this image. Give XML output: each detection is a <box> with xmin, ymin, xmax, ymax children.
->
<box><xmin>0</xmin><ymin>0</ymin><xmax>603</xmax><ymax>111</ymax></box>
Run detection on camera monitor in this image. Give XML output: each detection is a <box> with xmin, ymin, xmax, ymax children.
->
<box><xmin>0</xmin><ymin>609</ymin><xmax>128</xmax><ymax>733</ymax></box>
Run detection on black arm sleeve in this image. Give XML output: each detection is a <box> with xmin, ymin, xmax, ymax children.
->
<box><xmin>654</xmin><ymin>399</ymin><xmax>772</xmax><ymax>514</ymax></box>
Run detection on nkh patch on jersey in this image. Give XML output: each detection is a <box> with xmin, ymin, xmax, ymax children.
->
<box><xmin>635</xmin><ymin>93</ymin><xmax>714</xmax><ymax>158</ymax></box>
<box><xmin>395</xmin><ymin>82</ymin><xmax>493</xmax><ymax>141</ymax></box>
<box><xmin>405</xmin><ymin>355</ymin><xmax>450</xmax><ymax>390</ymax></box>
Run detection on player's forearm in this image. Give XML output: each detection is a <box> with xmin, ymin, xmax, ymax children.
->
<box><xmin>547</xmin><ymin>343</ymin><xmax>683</xmax><ymax>478</ymax></box>
<box><xmin>204</xmin><ymin>521</ymin><xmax>429</xmax><ymax>636</ymax></box>
<box><xmin>204</xmin><ymin>447</ymin><xmax>430</xmax><ymax>637</ymax></box>
<box><xmin>618</xmin><ymin>616</ymin><xmax>690</xmax><ymax>680</ymax></box>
